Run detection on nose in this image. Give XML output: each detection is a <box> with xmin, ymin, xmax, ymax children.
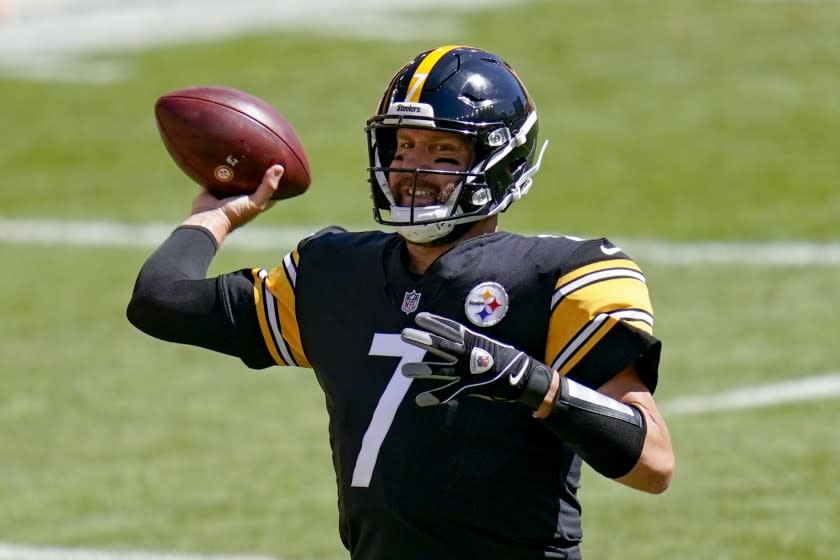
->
<box><xmin>389</xmin><ymin>149</ymin><xmax>423</xmax><ymax>190</ymax></box>
<box><xmin>393</xmin><ymin>150</ymin><xmax>422</xmax><ymax>170</ymax></box>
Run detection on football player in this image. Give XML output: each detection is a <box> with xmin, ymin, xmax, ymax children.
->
<box><xmin>128</xmin><ymin>45</ymin><xmax>674</xmax><ymax>559</ymax></box>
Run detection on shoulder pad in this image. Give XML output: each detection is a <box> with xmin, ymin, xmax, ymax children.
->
<box><xmin>564</xmin><ymin>237</ymin><xmax>633</xmax><ymax>271</ymax></box>
<box><xmin>298</xmin><ymin>225</ymin><xmax>347</xmax><ymax>250</ymax></box>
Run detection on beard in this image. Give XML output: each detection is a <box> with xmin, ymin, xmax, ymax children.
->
<box><xmin>391</xmin><ymin>175</ymin><xmax>457</xmax><ymax>207</ymax></box>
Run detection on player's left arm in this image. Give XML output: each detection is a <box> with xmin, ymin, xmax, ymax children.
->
<box><xmin>401</xmin><ymin>312</ymin><xmax>674</xmax><ymax>494</ymax></box>
<box><xmin>565</xmin><ymin>363</ymin><xmax>673</xmax><ymax>493</ymax></box>
<box><xmin>539</xmin><ymin>240</ymin><xmax>673</xmax><ymax>492</ymax></box>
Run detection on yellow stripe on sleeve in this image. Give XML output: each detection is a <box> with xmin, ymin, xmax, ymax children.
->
<box><xmin>251</xmin><ymin>250</ymin><xmax>311</xmax><ymax>368</ymax></box>
<box><xmin>550</xmin><ymin>314</ymin><xmax>619</xmax><ymax>376</ymax></box>
<box><xmin>253</xmin><ymin>268</ymin><xmax>285</xmax><ymax>366</ymax></box>
<box><xmin>554</xmin><ymin>258</ymin><xmax>644</xmax><ymax>293</ymax></box>
<box><xmin>545</xmin><ymin>258</ymin><xmax>654</xmax><ymax>371</ymax></box>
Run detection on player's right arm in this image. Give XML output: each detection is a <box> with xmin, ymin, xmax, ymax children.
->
<box><xmin>126</xmin><ymin>166</ymin><xmax>285</xmax><ymax>368</ymax></box>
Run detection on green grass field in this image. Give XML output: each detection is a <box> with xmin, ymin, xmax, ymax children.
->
<box><xmin>2</xmin><ymin>1</ymin><xmax>839</xmax><ymax>559</ymax></box>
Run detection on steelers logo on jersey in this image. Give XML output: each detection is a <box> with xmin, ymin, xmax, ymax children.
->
<box><xmin>465</xmin><ymin>281</ymin><xmax>509</xmax><ymax>327</ymax></box>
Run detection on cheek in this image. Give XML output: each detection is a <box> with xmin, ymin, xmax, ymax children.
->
<box><xmin>387</xmin><ymin>169</ymin><xmax>407</xmax><ymax>187</ymax></box>
<box><xmin>439</xmin><ymin>181</ymin><xmax>458</xmax><ymax>200</ymax></box>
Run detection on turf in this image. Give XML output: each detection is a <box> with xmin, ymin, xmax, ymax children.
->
<box><xmin>2</xmin><ymin>1</ymin><xmax>839</xmax><ymax>559</ymax></box>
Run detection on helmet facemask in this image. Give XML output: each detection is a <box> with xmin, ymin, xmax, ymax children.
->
<box><xmin>366</xmin><ymin>112</ymin><xmax>545</xmax><ymax>244</ymax></box>
<box><xmin>367</xmin><ymin>119</ymin><xmax>492</xmax><ymax>243</ymax></box>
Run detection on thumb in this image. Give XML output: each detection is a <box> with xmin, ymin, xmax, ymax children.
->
<box><xmin>223</xmin><ymin>165</ymin><xmax>283</xmax><ymax>231</ymax></box>
<box><xmin>251</xmin><ymin>164</ymin><xmax>284</xmax><ymax>206</ymax></box>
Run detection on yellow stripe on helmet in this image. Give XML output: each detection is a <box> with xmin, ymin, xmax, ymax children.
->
<box><xmin>404</xmin><ymin>45</ymin><xmax>464</xmax><ymax>103</ymax></box>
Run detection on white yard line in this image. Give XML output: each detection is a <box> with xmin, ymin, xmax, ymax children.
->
<box><xmin>1</xmin><ymin>1</ymin><xmax>835</xmax><ymax>559</ymax></box>
<box><xmin>1</xmin><ymin>216</ymin><xmax>839</xmax><ymax>267</ymax></box>
<box><xmin>0</xmin><ymin>0</ymin><xmax>521</xmax><ymax>81</ymax></box>
<box><xmin>0</xmin><ymin>544</ymin><xmax>282</xmax><ymax>560</ymax></box>
<box><xmin>1</xmin><ymin>373</ymin><xmax>838</xmax><ymax>560</ymax></box>
<box><xmin>662</xmin><ymin>372</ymin><xmax>840</xmax><ymax>416</ymax></box>
<box><xmin>619</xmin><ymin>238</ymin><xmax>840</xmax><ymax>267</ymax></box>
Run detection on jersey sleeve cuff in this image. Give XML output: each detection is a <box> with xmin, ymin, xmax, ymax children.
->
<box><xmin>173</xmin><ymin>224</ymin><xmax>220</xmax><ymax>252</ymax></box>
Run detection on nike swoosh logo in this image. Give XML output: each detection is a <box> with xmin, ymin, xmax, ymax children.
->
<box><xmin>508</xmin><ymin>354</ymin><xmax>529</xmax><ymax>385</ymax></box>
<box><xmin>600</xmin><ymin>244</ymin><xmax>623</xmax><ymax>256</ymax></box>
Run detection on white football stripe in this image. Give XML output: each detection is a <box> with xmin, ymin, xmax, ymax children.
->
<box><xmin>2</xmin><ymin>374</ymin><xmax>840</xmax><ymax>560</ymax></box>
<box><xmin>552</xmin><ymin>268</ymin><xmax>646</xmax><ymax>308</ymax></box>
<box><xmin>2</xmin><ymin>217</ymin><xmax>839</xmax><ymax>267</ymax></box>
<box><xmin>0</xmin><ymin>0</ymin><xmax>517</xmax><ymax>81</ymax></box>
<box><xmin>282</xmin><ymin>252</ymin><xmax>298</xmax><ymax>288</ymax></box>
<box><xmin>608</xmin><ymin>309</ymin><xmax>654</xmax><ymax>327</ymax></box>
<box><xmin>550</xmin><ymin>313</ymin><xmax>610</xmax><ymax>371</ymax></box>
<box><xmin>0</xmin><ymin>543</ymin><xmax>280</xmax><ymax>560</ymax></box>
<box><xmin>261</xmin><ymin>277</ymin><xmax>296</xmax><ymax>367</ymax></box>
<box><xmin>661</xmin><ymin>373</ymin><xmax>840</xmax><ymax>416</ymax></box>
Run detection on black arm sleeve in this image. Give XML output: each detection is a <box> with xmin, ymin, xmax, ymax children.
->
<box><xmin>539</xmin><ymin>375</ymin><xmax>646</xmax><ymax>479</ymax></box>
<box><xmin>126</xmin><ymin>225</ymin><xmax>274</xmax><ymax>369</ymax></box>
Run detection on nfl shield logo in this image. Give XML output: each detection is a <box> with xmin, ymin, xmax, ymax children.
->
<box><xmin>401</xmin><ymin>290</ymin><xmax>422</xmax><ymax>314</ymax></box>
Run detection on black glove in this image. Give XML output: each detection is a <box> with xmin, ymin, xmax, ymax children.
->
<box><xmin>400</xmin><ymin>312</ymin><xmax>554</xmax><ymax>410</ymax></box>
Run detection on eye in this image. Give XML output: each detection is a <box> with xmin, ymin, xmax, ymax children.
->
<box><xmin>433</xmin><ymin>143</ymin><xmax>459</xmax><ymax>153</ymax></box>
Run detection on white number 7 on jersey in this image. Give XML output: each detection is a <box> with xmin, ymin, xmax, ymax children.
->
<box><xmin>350</xmin><ymin>333</ymin><xmax>426</xmax><ymax>488</ymax></box>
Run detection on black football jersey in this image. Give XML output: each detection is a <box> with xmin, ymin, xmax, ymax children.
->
<box><xmin>242</xmin><ymin>228</ymin><xmax>660</xmax><ymax>560</ymax></box>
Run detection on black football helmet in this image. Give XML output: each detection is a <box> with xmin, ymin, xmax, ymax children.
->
<box><xmin>366</xmin><ymin>45</ymin><xmax>548</xmax><ymax>243</ymax></box>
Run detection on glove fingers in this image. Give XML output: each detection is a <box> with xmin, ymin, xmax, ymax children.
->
<box><xmin>401</xmin><ymin>328</ymin><xmax>463</xmax><ymax>360</ymax></box>
<box><xmin>402</xmin><ymin>362</ymin><xmax>457</xmax><ymax>381</ymax></box>
<box><xmin>415</xmin><ymin>379</ymin><xmax>468</xmax><ymax>407</ymax></box>
<box><xmin>414</xmin><ymin>312</ymin><xmax>465</xmax><ymax>341</ymax></box>
<box><xmin>415</xmin><ymin>391</ymin><xmax>442</xmax><ymax>407</ymax></box>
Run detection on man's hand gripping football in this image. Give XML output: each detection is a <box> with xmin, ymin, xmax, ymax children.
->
<box><xmin>182</xmin><ymin>165</ymin><xmax>282</xmax><ymax>246</ymax></box>
<box><xmin>400</xmin><ymin>312</ymin><xmax>555</xmax><ymax>411</ymax></box>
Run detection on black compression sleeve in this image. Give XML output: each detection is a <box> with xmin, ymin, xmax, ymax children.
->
<box><xmin>539</xmin><ymin>375</ymin><xmax>647</xmax><ymax>479</ymax></box>
<box><xmin>126</xmin><ymin>226</ymin><xmax>273</xmax><ymax>367</ymax></box>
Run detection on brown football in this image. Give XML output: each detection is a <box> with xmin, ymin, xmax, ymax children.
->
<box><xmin>154</xmin><ymin>86</ymin><xmax>311</xmax><ymax>199</ymax></box>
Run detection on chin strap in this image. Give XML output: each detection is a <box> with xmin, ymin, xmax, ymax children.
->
<box><xmin>395</xmin><ymin>220</ymin><xmax>454</xmax><ymax>244</ymax></box>
<box><xmin>515</xmin><ymin>139</ymin><xmax>549</xmax><ymax>197</ymax></box>
<box><xmin>493</xmin><ymin>138</ymin><xmax>549</xmax><ymax>214</ymax></box>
